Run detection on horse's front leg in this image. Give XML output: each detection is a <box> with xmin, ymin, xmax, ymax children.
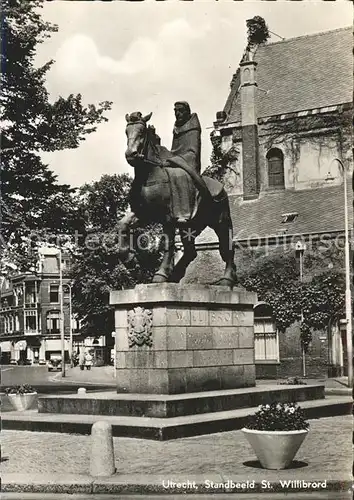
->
<box><xmin>212</xmin><ymin>201</ymin><xmax>237</xmax><ymax>288</ymax></box>
<box><xmin>117</xmin><ymin>211</ymin><xmax>140</xmax><ymax>264</ymax></box>
<box><xmin>152</xmin><ymin>224</ymin><xmax>175</xmax><ymax>283</ymax></box>
<box><xmin>169</xmin><ymin>225</ymin><xmax>201</xmax><ymax>283</ymax></box>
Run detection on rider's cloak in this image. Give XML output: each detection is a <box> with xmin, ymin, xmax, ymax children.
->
<box><xmin>165</xmin><ymin>113</ymin><xmax>202</xmax><ymax>221</ymax></box>
<box><xmin>170</xmin><ymin>113</ymin><xmax>201</xmax><ymax>173</ymax></box>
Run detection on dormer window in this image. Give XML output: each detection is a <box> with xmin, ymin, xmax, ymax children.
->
<box><xmin>281</xmin><ymin>212</ymin><xmax>298</xmax><ymax>223</ymax></box>
<box><xmin>267</xmin><ymin>148</ymin><xmax>285</xmax><ymax>189</ymax></box>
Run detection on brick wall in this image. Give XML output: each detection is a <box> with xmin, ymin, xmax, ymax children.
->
<box><xmin>242</xmin><ymin>124</ymin><xmax>260</xmax><ymax>199</ymax></box>
<box><xmin>183</xmin><ymin>246</ymin><xmax>332</xmax><ymax>379</ymax></box>
<box><xmin>39</xmin><ymin>278</ymin><xmax>71</xmax><ymax>336</ymax></box>
<box><xmin>278</xmin><ymin>323</ymin><xmax>329</xmax><ymax>378</ymax></box>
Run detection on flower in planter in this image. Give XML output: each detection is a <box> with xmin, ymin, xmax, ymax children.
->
<box><xmin>246</xmin><ymin>402</ymin><xmax>309</xmax><ymax>432</ymax></box>
<box><xmin>4</xmin><ymin>384</ymin><xmax>36</xmax><ymax>395</ymax></box>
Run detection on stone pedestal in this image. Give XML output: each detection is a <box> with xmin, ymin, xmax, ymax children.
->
<box><xmin>110</xmin><ymin>284</ymin><xmax>257</xmax><ymax>394</ymax></box>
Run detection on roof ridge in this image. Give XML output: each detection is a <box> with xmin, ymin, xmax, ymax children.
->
<box><xmin>264</xmin><ymin>25</ymin><xmax>351</xmax><ymax>48</ymax></box>
<box><xmin>229</xmin><ymin>183</ymin><xmax>349</xmax><ymax>201</ymax></box>
<box><xmin>222</xmin><ymin>25</ymin><xmax>352</xmax><ymax>126</ymax></box>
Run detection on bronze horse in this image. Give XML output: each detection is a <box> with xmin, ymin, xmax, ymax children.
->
<box><xmin>117</xmin><ymin>111</ymin><xmax>236</xmax><ymax>287</ymax></box>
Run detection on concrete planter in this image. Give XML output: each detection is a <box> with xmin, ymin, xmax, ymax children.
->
<box><xmin>242</xmin><ymin>427</ymin><xmax>309</xmax><ymax>470</ymax></box>
<box><xmin>7</xmin><ymin>392</ymin><xmax>37</xmax><ymax>411</ymax></box>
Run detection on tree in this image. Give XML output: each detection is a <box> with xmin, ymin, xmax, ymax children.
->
<box><xmin>70</xmin><ymin>174</ymin><xmax>162</xmax><ymax>339</ymax></box>
<box><xmin>1</xmin><ymin>0</ymin><xmax>112</xmax><ymax>274</ymax></box>
<box><xmin>238</xmin><ymin>244</ymin><xmax>349</xmax><ymax>352</ymax></box>
<box><xmin>246</xmin><ymin>16</ymin><xmax>270</xmax><ymax>49</ymax></box>
<box><xmin>78</xmin><ymin>174</ymin><xmax>132</xmax><ymax>232</ymax></box>
<box><xmin>204</xmin><ymin>131</ymin><xmax>239</xmax><ymax>182</ymax></box>
<box><xmin>241</xmin><ymin>16</ymin><xmax>270</xmax><ymax>63</ymax></box>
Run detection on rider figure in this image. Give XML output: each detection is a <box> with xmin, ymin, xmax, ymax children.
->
<box><xmin>162</xmin><ymin>102</ymin><xmax>212</xmax><ymax>223</ymax></box>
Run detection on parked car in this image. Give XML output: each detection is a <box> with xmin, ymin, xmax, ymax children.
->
<box><xmin>47</xmin><ymin>357</ymin><xmax>62</xmax><ymax>372</ymax></box>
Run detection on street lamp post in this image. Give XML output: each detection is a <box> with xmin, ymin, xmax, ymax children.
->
<box><xmin>295</xmin><ymin>241</ymin><xmax>307</xmax><ymax>377</ymax></box>
<box><xmin>67</xmin><ymin>283</ymin><xmax>73</xmax><ymax>367</ymax></box>
<box><xmin>326</xmin><ymin>159</ymin><xmax>352</xmax><ymax>388</ymax></box>
<box><xmin>58</xmin><ymin>249</ymin><xmax>66</xmax><ymax>378</ymax></box>
<box><xmin>337</xmin><ymin>159</ymin><xmax>353</xmax><ymax>389</ymax></box>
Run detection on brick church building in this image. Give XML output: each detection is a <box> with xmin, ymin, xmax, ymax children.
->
<box><xmin>183</xmin><ymin>25</ymin><xmax>353</xmax><ymax>378</ymax></box>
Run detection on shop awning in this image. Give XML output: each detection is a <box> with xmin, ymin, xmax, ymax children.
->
<box><xmin>45</xmin><ymin>339</ymin><xmax>69</xmax><ymax>351</ymax></box>
<box><xmin>0</xmin><ymin>341</ymin><xmax>12</xmax><ymax>352</ymax></box>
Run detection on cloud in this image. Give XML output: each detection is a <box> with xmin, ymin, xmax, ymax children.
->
<box><xmin>54</xmin><ymin>34</ymin><xmax>157</xmax><ymax>85</ymax></box>
<box><xmin>53</xmin><ymin>18</ymin><xmax>209</xmax><ymax>86</ymax></box>
<box><xmin>44</xmin><ymin>17</ymin><xmax>217</xmax><ymax>186</ymax></box>
<box><xmin>39</xmin><ymin>2</ymin><xmax>351</xmax><ymax>189</ymax></box>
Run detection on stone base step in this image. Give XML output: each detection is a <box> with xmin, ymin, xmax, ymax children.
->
<box><xmin>325</xmin><ymin>387</ymin><xmax>352</xmax><ymax>396</ymax></box>
<box><xmin>2</xmin><ymin>396</ymin><xmax>351</xmax><ymax>441</ymax></box>
<box><xmin>38</xmin><ymin>384</ymin><xmax>325</xmax><ymax>418</ymax></box>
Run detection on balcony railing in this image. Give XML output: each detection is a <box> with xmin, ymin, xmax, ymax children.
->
<box><xmin>0</xmin><ymin>305</ymin><xmax>14</xmax><ymax>312</ymax></box>
<box><xmin>0</xmin><ymin>330</ymin><xmax>22</xmax><ymax>338</ymax></box>
<box><xmin>25</xmin><ymin>302</ymin><xmax>39</xmax><ymax>308</ymax></box>
<box><xmin>1</xmin><ymin>301</ymin><xmax>40</xmax><ymax>310</ymax></box>
<box><xmin>24</xmin><ymin>329</ymin><xmax>40</xmax><ymax>336</ymax></box>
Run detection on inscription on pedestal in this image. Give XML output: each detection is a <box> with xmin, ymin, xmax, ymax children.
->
<box><xmin>209</xmin><ymin>310</ymin><xmax>232</xmax><ymax>326</ymax></box>
<box><xmin>128</xmin><ymin>306</ymin><xmax>153</xmax><ymax>347</ymax></box>
<box><xmin>111</xmin><ymin>284</ymin><xmax>257</xmax><ymax>394</ymax></box>
<box><xmin>191</xmin><ymin>308</ymin><xmax>209</xmax><ymax>326</ymax></box>
<box><xmin>166</xmin><ymin>307</ymin><xmax>190</xmax><ymax>326</ymax></box>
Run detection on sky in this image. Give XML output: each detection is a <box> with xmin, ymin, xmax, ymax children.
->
<box><xmin>36</xmin><ymin>1</ymin><xmax>351</xmax><ymax>188</ymax></box>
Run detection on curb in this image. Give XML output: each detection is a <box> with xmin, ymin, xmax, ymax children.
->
<box><xmin>1</xmin><ymin>474</ymin><xmax>352</xmax><ymax>495</ymax></box>
<box><xmin>2</xmin><ymin>398</ymin><xmax>352</xmax><ymax>440</ymax></box>
<box><xmin>324</xmin><ymin>388</ymin><xmax>352</xmax><ymax>396</ymax></box>
<box><xmin>0</xmin><ymin>384</ymin><xmax>115</xmax><ymax>394</ymax></box>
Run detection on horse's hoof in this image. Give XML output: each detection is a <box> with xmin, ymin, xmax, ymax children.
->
<box><xmin>152</xmin><ymin>273</ymin><xmax>169</xmax><ymax>283</ymax></box>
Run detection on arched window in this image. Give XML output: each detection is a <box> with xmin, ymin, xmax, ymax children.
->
<box><xmin>254</xmin><ymin>302</ymin><xmax>279</xmax><ymax>362</ymax></box>
<box><xmin>267</xmin><ymin>148</ymin><xmax>285</xmax><ymax>189</ymax></box>
<box><xmin>243</xmin><ymin>67</ymin><xmax>250</xmax><ymax>83</ymax></box>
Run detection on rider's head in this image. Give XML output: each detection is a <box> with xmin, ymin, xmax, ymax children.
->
<box><xmin>174</xmin><ymin>101</ymin><xmax>191</xmax><ymax>126</ymax></box>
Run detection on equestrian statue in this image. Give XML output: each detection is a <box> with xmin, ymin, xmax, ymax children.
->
<box><xmin>118</xmin><ymin>101</ymin><xmax>237</xmax><ymax>287</ymax></box>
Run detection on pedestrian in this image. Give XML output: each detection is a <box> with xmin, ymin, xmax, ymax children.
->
<box><xmin>85</xmin><ymin>351</ymin><xmax>93</xmax><ymax>370</ymax></box>
<box><xmin>72</xmin><ymin>352</ymin><xmax>79</xmax><ymax>367</ymax></box>
<box><xmin>79</xmin><ymin>350</ymin><xmax>85</xmax><ymax>371</ymax></box>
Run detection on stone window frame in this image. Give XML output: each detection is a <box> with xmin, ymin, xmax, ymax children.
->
<box><xmin>254</xmin><ymin>302</ymin><xmax>280</xmax><ymax>363</ymax></box>
<box><xmin>266</xmin><ymin>147</ymin><xmax>285</xmax><ymax>189</ymax></box>
<box><xmin>49</xmin><ymin>284</ymin><xmax>60</xmax><ymax>304</ymax></box>
<box><xmin>46</xmin><ymin>310</ymin><xmax>60</xmax><ymax>334</ymax></box>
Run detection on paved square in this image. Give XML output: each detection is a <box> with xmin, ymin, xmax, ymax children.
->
<box><xmin>2</xmin><ymin>415</ymin><xmax>352</xmax><ymax>483</ymax></box>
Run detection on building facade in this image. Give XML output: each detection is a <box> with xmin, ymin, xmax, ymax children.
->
<box><xmin>183</xmin><ymin>26</ymin><xmax>353</xmax><ymax>378</ymax></box>
<box><xmin>0</xmin><ymin>251</ymin><xmax>76</xmax><ymax>364</ymax></box>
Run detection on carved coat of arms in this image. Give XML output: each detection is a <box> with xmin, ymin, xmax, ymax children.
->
<box><xmin>128</xmin><ymin>306</ymin><xmax>153</xmax><ymax>347</ymax></box>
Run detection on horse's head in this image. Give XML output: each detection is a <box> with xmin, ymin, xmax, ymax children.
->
<box><xmin>125</xmin><ymin>111</ymin><xmax>153</xmax><ymax>166</ymax></box>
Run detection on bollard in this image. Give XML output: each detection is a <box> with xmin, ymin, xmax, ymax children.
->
<box><xmin>89</xmin><ymin>421</ymin><xmax>116</xmax><ymax>477</ymax></box>
<box><xmin>77</xmin><ymin>387</ymin><xmax>86</xmax><ymax>395</ymax></box>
